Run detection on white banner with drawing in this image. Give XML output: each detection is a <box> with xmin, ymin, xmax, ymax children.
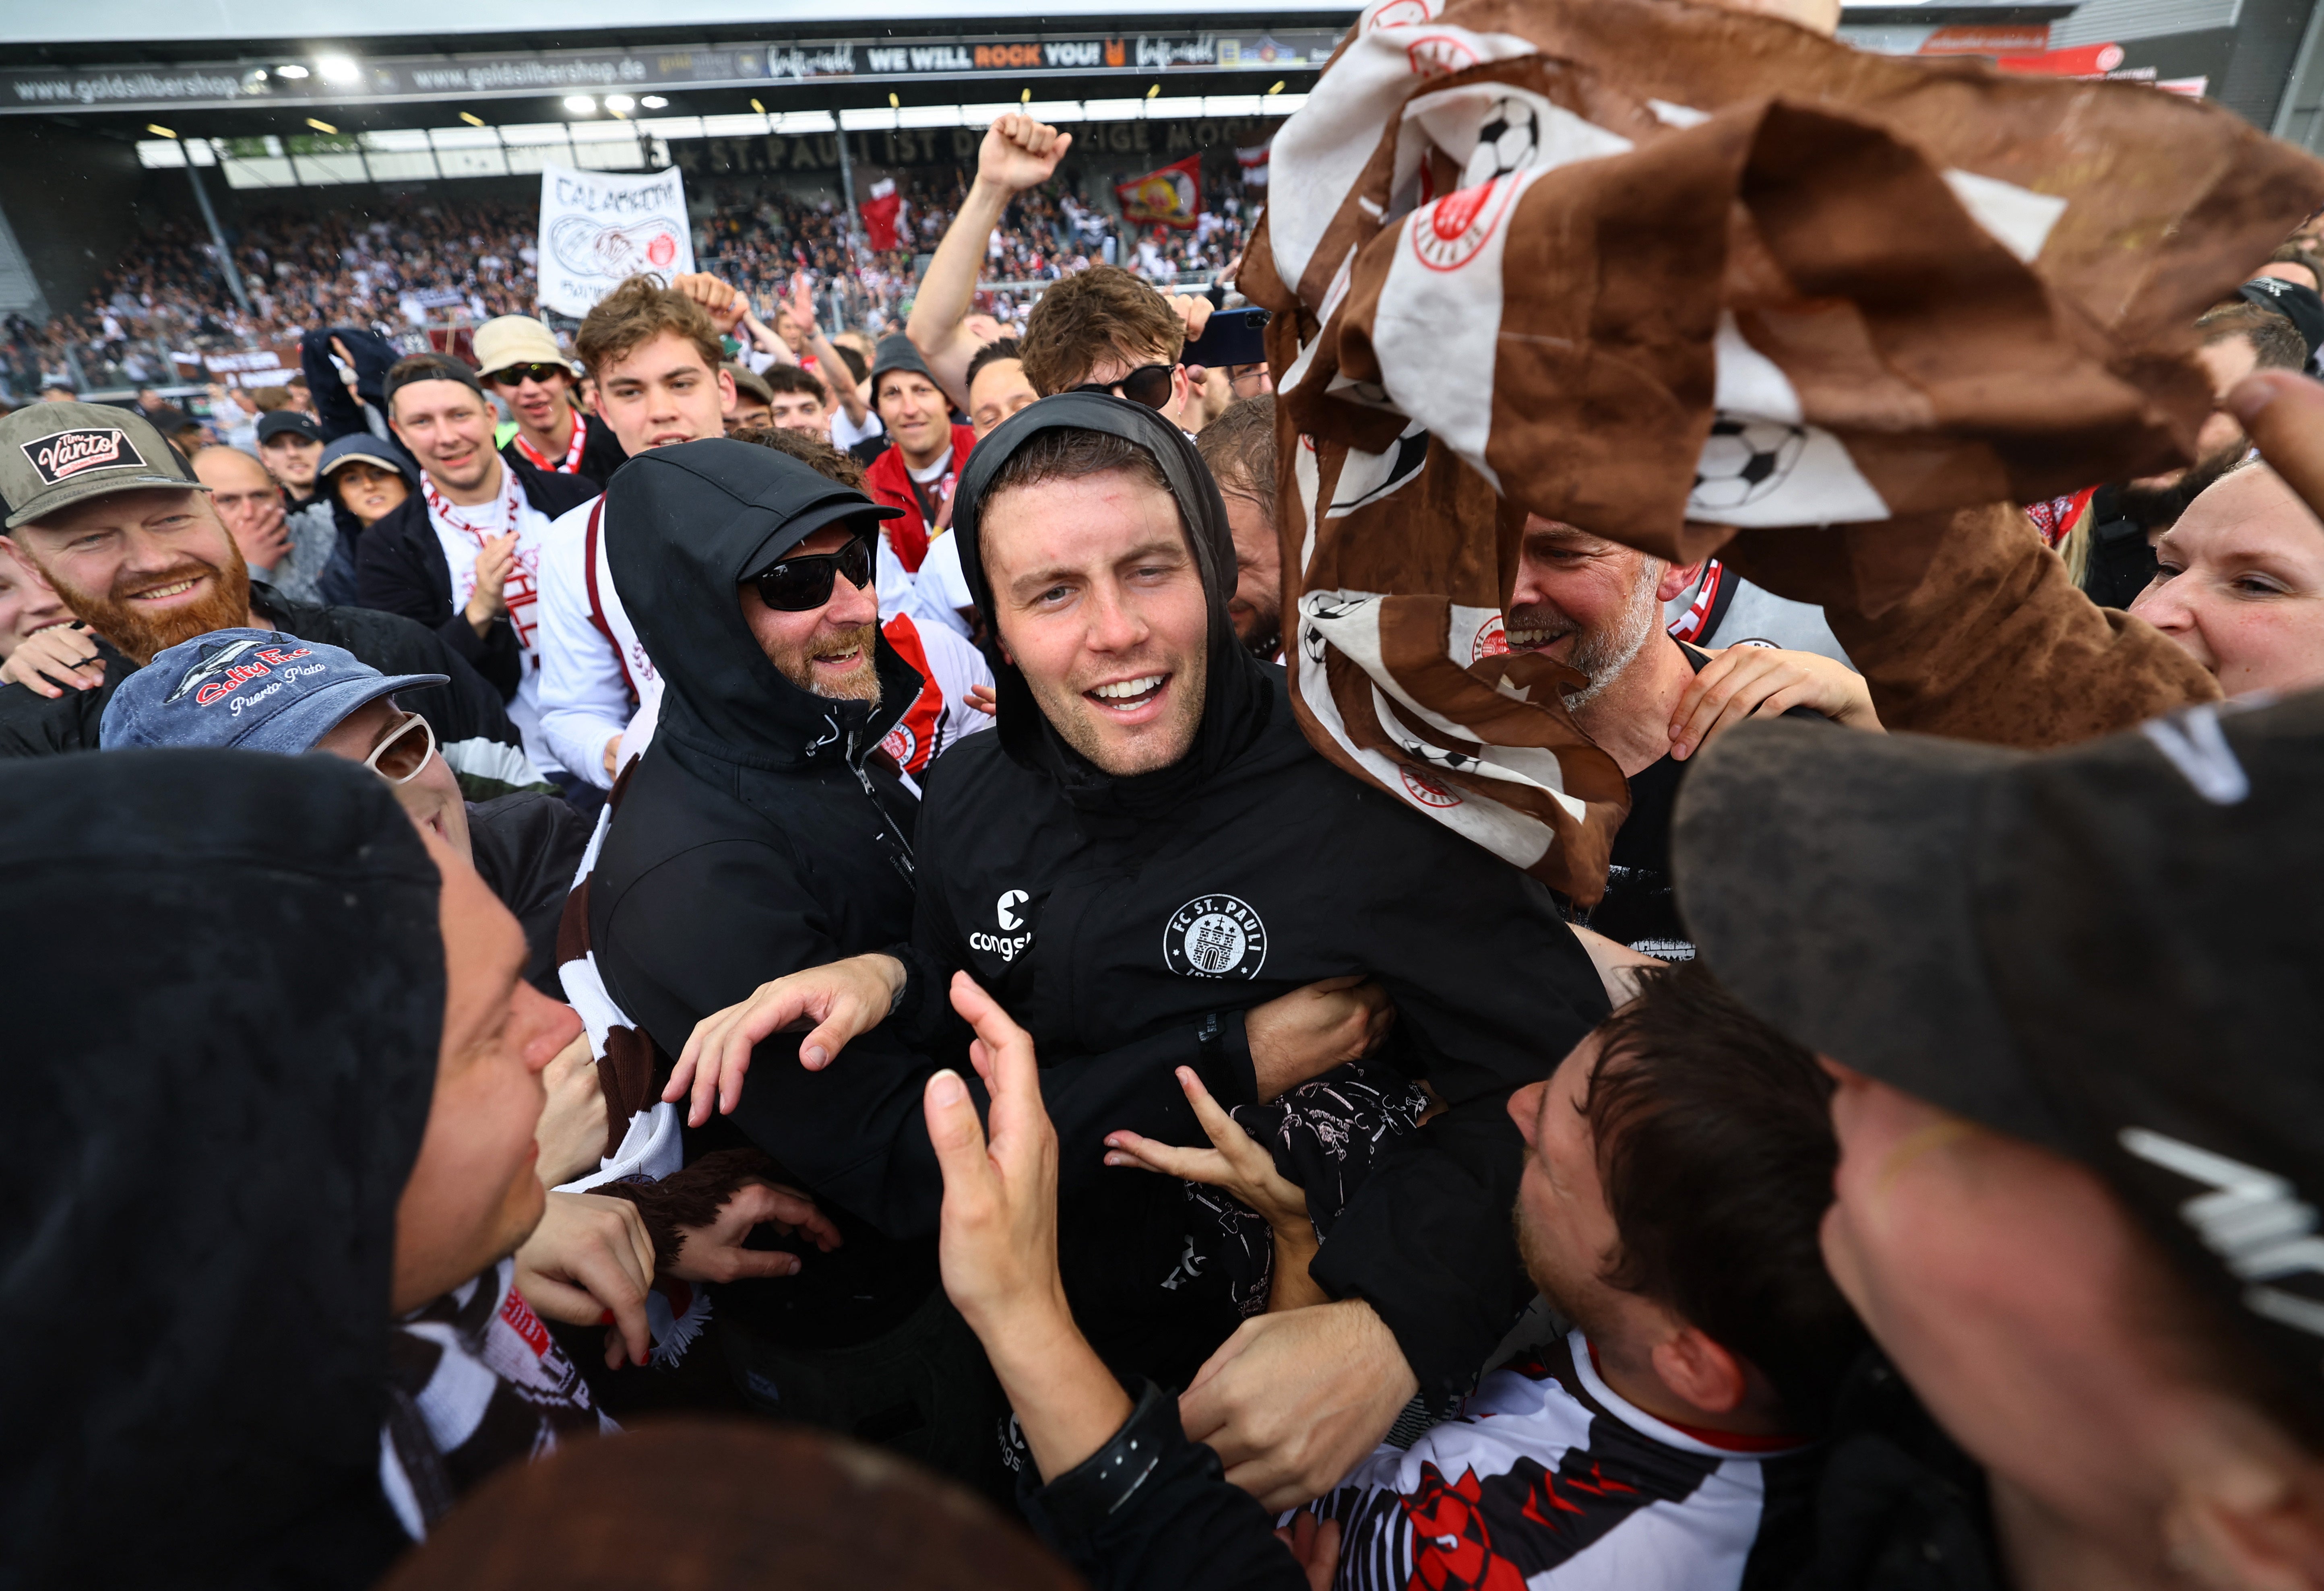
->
<box><xmin>536</xmin><ymin>163</ymin><xmax>696</xmax><ymax>316</ymax></box>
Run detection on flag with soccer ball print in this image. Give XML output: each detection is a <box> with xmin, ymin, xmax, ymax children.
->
<box><xmin>1239</xmin><ymin>0</ymin><xmax>2324</xmax><ymax>902</ymax></box>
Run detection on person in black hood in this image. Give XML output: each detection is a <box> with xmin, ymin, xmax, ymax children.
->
<box><xmin>670</xmin><ymin>393</ymin><xmax>1616</xmax><ymax>1504</ymax></box>
<box><xmin>589</xmin><ymin>436</ymin><xmax>1384</xmax><ymax>1486</ymax></box>
<box><xmin>0</xmin><ymin>749</ymin><xmax>608</xmax><ymax>1585</ymax></box>
<box><xmin>585</xmin><ymin>436</ymin><xmax>1005</xmax><ymax>1482</ymax></box>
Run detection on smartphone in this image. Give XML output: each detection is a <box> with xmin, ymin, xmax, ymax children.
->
<box><xmin>1185</xmin><ymin>306</ymin><xmax>1272</xmax><ymax>368</ymax></box>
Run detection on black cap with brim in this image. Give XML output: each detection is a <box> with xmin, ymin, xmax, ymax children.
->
<box><xmin>1674</xmin><ymin>694</ymin><xmax>2324</xmax><ymax>1432</ymax></box>
<box><xmin>869</xmin><ymin>334</ymin><xmax>936</xmax><ymax>392</ymax></box>
<box><xmin>740</xmin><ymin>496</ymin><xmax>901</xmax><ymax>581</ymax></box>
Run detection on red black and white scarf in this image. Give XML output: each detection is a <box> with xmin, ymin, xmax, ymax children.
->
<box><xmin>379</xmin><ymin>1257</ymin><xmax>614</xmax><ymax>1539</ymax></box>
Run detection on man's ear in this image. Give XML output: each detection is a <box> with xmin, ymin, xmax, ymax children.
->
<box><xmin>717</xmin><ymin>366</ymin><xmax>739</xmax><ymax>417</ymax></box>
<box><xmin>1649</xmin><ymin>1325</ymin><xmax>1750</xmax><ymax>1416</ymax></box>
<box><xmin>1656</xmin><ymin>559</ymin><xmax>1706</xmax><ymax>606</ymax></box>
<box><xmin>2165</xmin><ymin>1441</ymin><xmax>2324</xmax><ymax>1591</ymax></box>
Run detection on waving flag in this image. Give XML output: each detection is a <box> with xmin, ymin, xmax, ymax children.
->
<box><xmin>1241</xmin><ymin>0</ymin><xmax>2324</xmax><ymax>902</ymax></box>
<box><xmin>1116</xmin><ymin>156</ymin><xmax>1203</xmax><ymax>230</ymax></box>
<box><xmin>860</xmin><ymin>178</ymin><xmax>903</xmax><ymax>252</ymax></box>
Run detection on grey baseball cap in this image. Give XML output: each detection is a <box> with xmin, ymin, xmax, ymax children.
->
<box><xmin>0</xmin><ymin>402</ymin><xmax>211</xmax><ymax>529</ymax></box>
<box><xmin>99</xmin><ymin>628</ymin><xmax>445</xmax><ymax>755</ymax></box>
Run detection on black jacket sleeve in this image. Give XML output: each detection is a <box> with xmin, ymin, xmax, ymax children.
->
<box><xmin>301</xmin><ymin>328</ymin><xmax>400</xmax><ymax>443</ymax></box>
<box><xmin>1021</xmin><ymin>1381</ymin><xmax>1310</xmax><ymax>1591</ymax></box>
<box><xmin>353</xmin><ymin>502</ymin><xmax>521</xmax><ymax>699</ymax></box>
<box><xmin>601</xmin><ymin>837</ymin><xmax>969</xmax><ymax>1240</ymax></box>
<box><xmin>1308</xmin><ymin>1094</ymin><xmax>1535</xmax><ymax>1412</ymax></box>
<box><xmin>465</xmin><ymin>792</ymin><xmax>589</xmax><ymax>996</ymax></box>
<box><xmin>0</xmin><ymin>635</ymin><xmax>125</xmax><ymax>756</ymax></box>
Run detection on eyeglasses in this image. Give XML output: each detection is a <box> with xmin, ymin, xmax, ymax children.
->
<box><xmin>1072</xmin><ymin>363</ymin><xmax>1175</xmax><ymax>411</ymax></box>
<box><xmin>363</xmin><ymin>710</ymin><xmax>436</xmax><ymax>786</ymax></box>
<box><xmin>752</xmin><ymin>532</ymin><xmax>874</xmax><ymax>612</ymax></box>
<box><xmin>488</xmin><ymin>362</ymin><xmax>569</xmax><ymax>388</ymax></box>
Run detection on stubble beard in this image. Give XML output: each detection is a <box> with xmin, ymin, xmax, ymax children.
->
<box><xmin>1509</xmin><ymin>562</ymin><xmax>1663</xmax><ymax>712</ymax></box>
<box><xmin>775</xmin><ymin>619</ymin><xmax>883</xmax><ymax>705</ymax></box>
<box><xmin>1038</xmin><ymin>643</ymin><xmax>1209</xmax><ymax>778</ymax></box>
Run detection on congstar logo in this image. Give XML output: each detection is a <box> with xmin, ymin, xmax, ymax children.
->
<box><xmin>970</xmin><ymin>888</ymin><xmax>1034</xmax><ymax>962</ymax></box>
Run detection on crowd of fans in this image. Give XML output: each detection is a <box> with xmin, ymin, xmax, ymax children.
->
<box><xmin>7</xmin><ymin>4</ymin><xmax>2324</xmax><ymax>1583</ymax></box>
<box><xmin>3</xmin><ymin>158</ymin><xmax>1253</xmax><ymax>405</ymax></box>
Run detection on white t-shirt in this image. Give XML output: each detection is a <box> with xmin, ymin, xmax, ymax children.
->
<box><xmin>832</xmin><ymin>405</ymin><xmax>883</xmax><ymax>453</ymax></box>
<box><xmin>424</xmin><ymin>465</ymin><xmax>555</xmax><ymax>776</ymax></box>
<box><xmin>537</xmin><ymin>495</ymin><xmax>662</xmax><ymax>790</ymax></box>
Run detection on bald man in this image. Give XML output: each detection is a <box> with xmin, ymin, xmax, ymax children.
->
<box><xmin>191</xmin><ymin>447</ymin><xmax>336</xmax><ymax>606</ymax></box>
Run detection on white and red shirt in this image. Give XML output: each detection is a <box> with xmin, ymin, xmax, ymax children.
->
<box><xmin>1307</xmin><ymin>1331</ymin><xmax>1819</xmax><ymax>1591</ymax></box>
<box><xmin>423</xmin><ymin>462</ymin><xmax>555</xmax><ymax>770</ymax></box>
<box><xmin>537</xmin><ymin>494</ymin><xmax>661</xmax><ymax>789</ymax></box>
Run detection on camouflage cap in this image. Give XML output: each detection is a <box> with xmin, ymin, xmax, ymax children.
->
<box><xmin>0</xmin><ymin>402</ymin><xmax>209</xmax><ymax>530</ymax></box>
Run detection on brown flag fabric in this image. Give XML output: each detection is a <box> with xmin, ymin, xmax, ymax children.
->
<box><xmin>1239</xmin><ymin>0</ymin><xmax>2324</xmax><ymax>903</ymax></box>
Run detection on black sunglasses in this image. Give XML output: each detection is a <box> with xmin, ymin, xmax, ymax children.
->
<box><xmin>752</xmin><ymin>531</ymin><xmax>874</xmax><ymax>612</ymax></box>
<box><xmin>488</xmin><ymin>362</ymin><xmax>569</xmax><ymax>387</ymax></box>
<box><xmin>1071</xmin><ymin>362</ymin><xmax>1175</xmax><ymax>411</ymax></box>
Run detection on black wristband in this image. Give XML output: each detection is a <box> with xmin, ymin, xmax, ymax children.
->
<box><xmin>1033</xmin><ymin>1376</ymin><xmax>1171</xmax><ymax>1528</ymax></box>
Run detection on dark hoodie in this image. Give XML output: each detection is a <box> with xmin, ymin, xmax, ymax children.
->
<box><xmin>587</xmin><ymin>438</ymin><xmax>946</xmax><ymax>1343</ymax></box>
<box><xmin>0</xmin><ymin>749</ymin><xmax>440</xmax><ymax>1587</ymax></box>
<box><xmin>911</xmin><ymin>394</ymin><xmax>1613</xmax><ymax>1401</ymax></box>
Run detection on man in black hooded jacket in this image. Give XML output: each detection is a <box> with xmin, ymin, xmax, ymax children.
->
<box><xmin>667</xmin><ymin>395</ymin><xmax>1615</xmax><ymax>1499</ymax></box>
<box><xmin>587</xmin><ymin>438</ymin><xmax>1384</xmax><ymax>1486</ymax></box>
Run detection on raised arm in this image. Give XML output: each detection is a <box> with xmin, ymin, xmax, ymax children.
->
<box><xmin>908</xmin><ymin>114</ymin><xmax>1072</xmax><ymax>408</ymax></box>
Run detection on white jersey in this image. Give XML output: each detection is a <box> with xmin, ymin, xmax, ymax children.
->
<box><xmin>1664</xmin><ymin>558</ymin><xmax>1852</xmax><ymax>667</ymax></box>
<box><xmin>536</xmin><ymin>495</ymin><xmax>663</xmax><ymax>789</ymax></box>
<box><xmin>425</xmin><ymin>466</ymin><xmax>556</xmax><ymax>775</ymax></box>
<box><xmin>1310</xmin><ymin>1331</ymin><xmax>1817</xmax><ymax>1591</ymax></box>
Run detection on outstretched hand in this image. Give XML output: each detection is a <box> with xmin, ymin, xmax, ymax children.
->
<box><xmin>669</xmin><ymin>1179</ymin><xmax>843</xmax><ymax>1283</ymax></box>
<box><xmin>925</xmin><ymin>971</ymin><xmax>1061</xmax><ymax>1333</ymax></box>
<box><xmin>2230</xmin><ymin>369</ymin><xmax>2324</xmax><ymax>522</ymax></box>
<box><xmin>664</xmin><ymin>952</ymin><xmax>906</xmax><ymax>1127</ymax></box>
<box><xmin>1105</xmin><ymin>1066</ymin><xmax>1311</xmax><ymax>1236</ymax></box>
<box><xmin>978</xmin><ymin>113</ymin><xmax>1072</xmax><ymax>194</ymax></box>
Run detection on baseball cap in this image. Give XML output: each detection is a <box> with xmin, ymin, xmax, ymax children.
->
<box><xmin>0</xmin><ymin>401</ymin><xmax>211</xmax><ymax>530</ymax></box>
<box><xmin>317</xmin><ymin>433</ymin><xmax>413</xmax><ymax>483</ymax></box>
<box><xmin>255</xmin><ymin>411</ymin><xmax>326</xmax><ymax>446</ymax></box>
<box><xmin>1673</xmin><ymin>693</ymin><xmax>2324</xmax><ymax>1428</ymax></box>
<box><xmin>471</xmin><ymin>316</ymin><xmax>574</xmax><ymax>381</ymax></box>
<box><xmin>727</xmin><ymin>362</ymin><xmax>776</xmax><ymax>408</ymax></box>
<box><xmin>2239</xmin><ymin>275</ymin><xmax>2324</xmax><ymax>359</ymax></box>
<box><xmin>99</xmin><ymin>627</ymin><xmax>446</xmax><ymax>755</ymax></box>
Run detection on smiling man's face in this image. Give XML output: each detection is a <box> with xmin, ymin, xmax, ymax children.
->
<box><xmin>6</xmin><ymin>487</ymin><xmax>251</xmax><ymax>664</ymax></box>
<box><xmin>980</xmin><ymin>467</ymin><xmax>1209</xmax><ymax>777</ymax></box>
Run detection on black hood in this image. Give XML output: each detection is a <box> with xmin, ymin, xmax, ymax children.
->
<box><xmin>951</xmin><ymin>392</ymin><xmax>1273</xmax><ymax>819</ymax></box>
<box><xmin>606</xmin><ymin>437</ymin><xmax>920</xmax><ymax>770</ymax></box>
<box><xmin>1</xmin><ymin>749</ymin><xmax>441</xmax><ymax>1585</ymax></box>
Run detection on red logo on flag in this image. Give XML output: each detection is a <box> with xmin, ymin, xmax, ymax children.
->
<box><xmin>1471</xmin><ymin>614</ymin><xmax>1508</xmax><ymax>662</ymax></box>
<box><xmin>1413</xmin><ymin>177</ymin><xmax>1515</xmax><ymax>272</ymax></box>
<box><xmin>1405</xmin><ymin>33</ymin><xmax>1478</xmax><ymax>75</ymax></box>
<box><xmin>1401</xmin><ymin>766</ymin><xmax>1463</xmax><ymax>807</ymax></box>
